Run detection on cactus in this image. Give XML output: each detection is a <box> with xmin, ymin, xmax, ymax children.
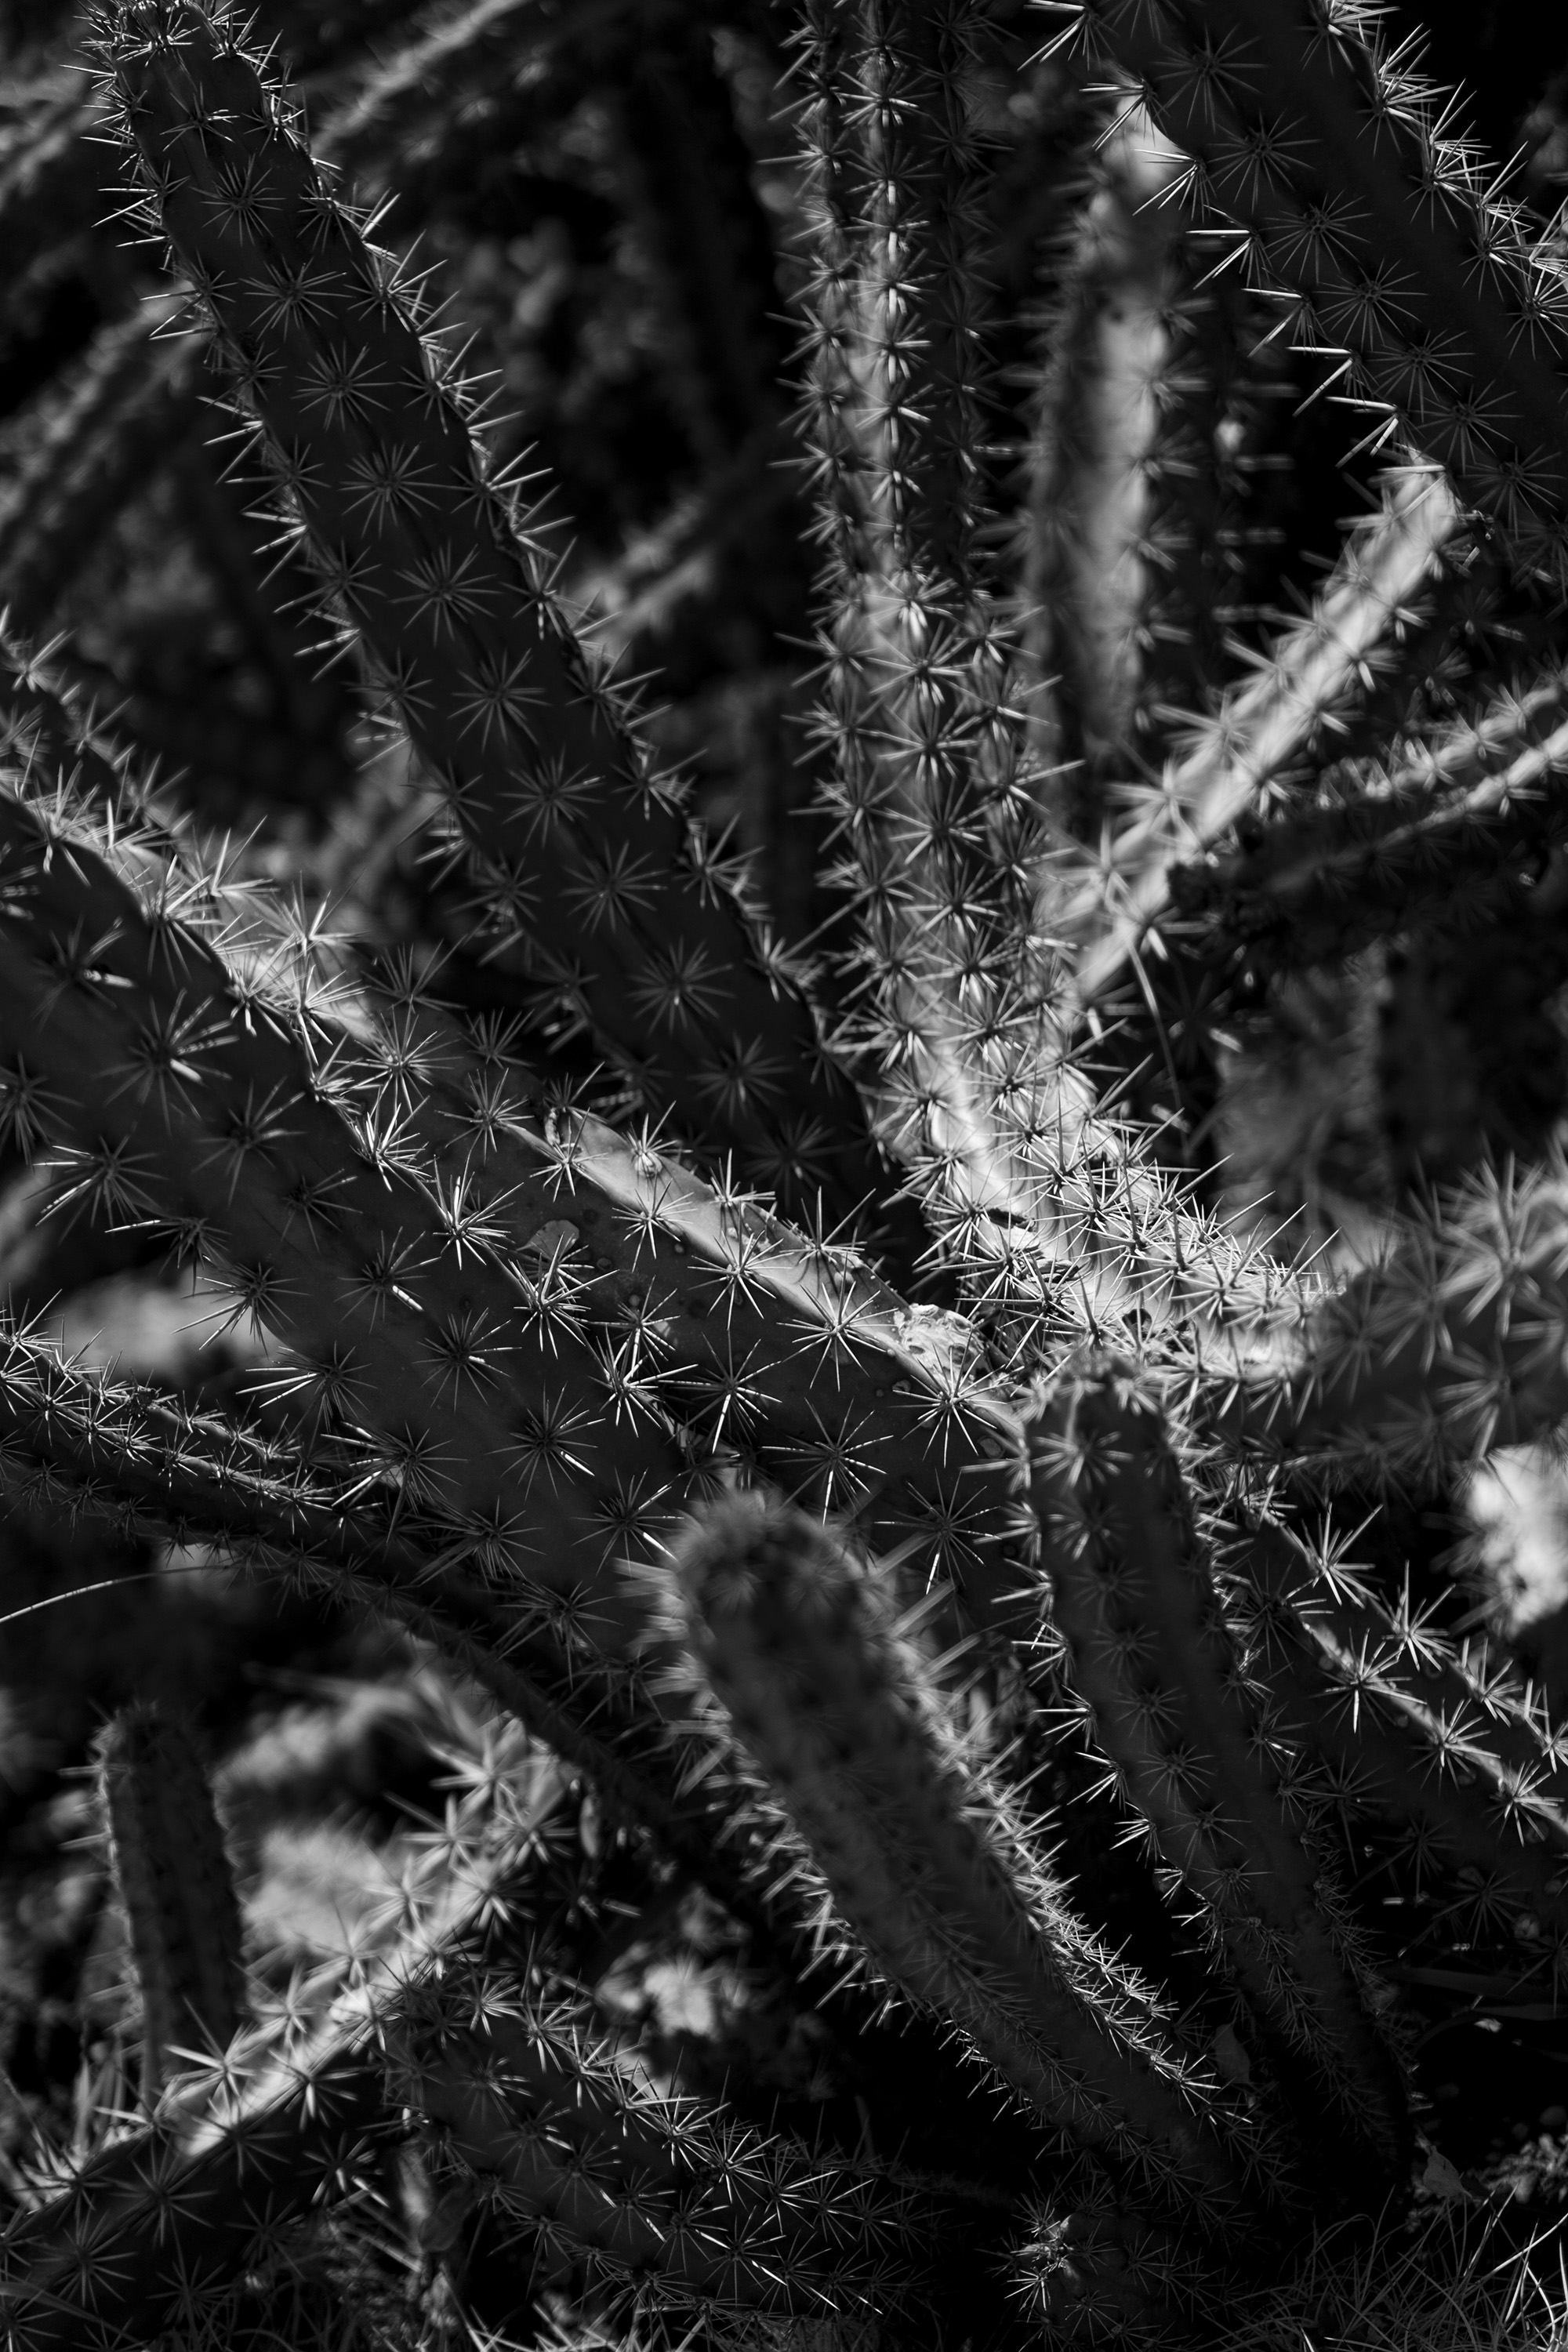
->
<box><xmin>1171</xmin><ymin>659</ymin><xmax>1568</xmax><ymax>976</ymax></box>
<box><xmin>670</xmin><ymin>1493</ymin><xmax>1267</xmax><ymax>2228</ymax></box>
<box><xmin>2</xmin><ymin>2</ymin><xmax>1568</xmax><ymax>2347</ymax></box>
<box><xmin>1023</xmin><ymin>1365</ymin><xmax>1410</xmax><ymax>2190</ymax></box>
<box><xmin>103</xmin><ymin>2</ymin><xmax>892</xmax><ymax>1233</ymax></box>
<box><xmin>1042</xmin><ymin>2</ymin><xmax>1568</xmax><ymax>586</ymax></box>
<box><xmin>94</xmin><ymin>1700</ymin><xmax>246</xmax><ymax>2095</ymax></box>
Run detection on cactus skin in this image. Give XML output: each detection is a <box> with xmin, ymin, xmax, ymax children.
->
<box><xmin>1019</xmin><ymin>124</ymin><xmax>1286</xmax><ymax>820</ymax></box>
<box><xmin>671</xmin><ymin>1492</ymin><xmax>1269</xmax><ymax>2230</ymax></box>
<box><xmin>1045</xmin><ymin>1</ymin><xmax>1568</xmax><ymax>586</ymax></box>
<box><xmin>0</xmin><ymin>637</ymin><xmax>1023</xmax><ymax>1609</ymax></box>
<box><xmin>795</xmin><ymin>0</ymin><xmax>1051</xmax><ymax>1238</ymax></box>
<box><xmin>94</xmin><ymin>1700</ymin><xmax>246</xmax><ymax>2097</ymax></box>
<box><xmin>1013</xmin><ymin>2193</ymin><xmax>1210</xmax><ymax>2347</ymax></box>
<box><xmin>103</xmin><ymin>2</ymin><xmax>889</xmax><ymax>1233</ymax></box>
<box><xmin>1024</xmin><ymin>1365</ymin><xmax>1410</xmax><ymax>2196</ymax></box>
<box><xmin>0</xmin><ymin>1759</ymin><xmax>551</xmax><ymax>2351</ymax></box>
<box><xmin>396</xmin><ymin>1968</ymin><xmax>938</xmax><ymax>2338</ymax></box>
<box><xmin>0</xmin><ymin>764</ymin><xmax>691</xmax><ymax>1629</ymax></box>
<box><xmin>0</xmin><ymin>5</ymin><xmax>593</xmax><ymax>650</ymax></box>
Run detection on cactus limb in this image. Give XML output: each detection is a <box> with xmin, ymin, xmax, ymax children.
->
<box><xmin>1013</xmin><ymin>2191</ymin><xmax>1210</xmax><ymax>2346</ymax></box>
<box><xmin>397</xmin><ymin>1971</ymin><xmax>936</xmax><ymax>2335</ymax></box>
<box><xmin>95</xmin><ymin>1700</ymin><xmax>246</xmax><ymax>2098</ymax></box>
<box><xmin>1063</xmin><ymin>464</ymin><xmax>1463</xmax><ymax>1003</ymax></box>
<box><xmin>1046</xmin><ymin>1</ymin><xmax>1568</xmax><ymax>586</ymax></box>
<box><xmin>106</xmin><ymin>2</ymin><xmax>888</xmax><ymax>1229</ymax></box>
<box><xmin>0</xmin><ymin>758</ymin><xmax>709</xmax><ymax>1644</ymax></box>
<box><xmin>672</xmin><ymin>1492</ymin><xmax>1269</xmax><ymax>2227</ymax></box>
<box><xmin>796</xmin><ymin>0</ymin><xmax>1058</xmax><ymax>1247</ymax></box>
<box><xmin>1</xmin><ymin>1864</ymin><xmax>937</xmax><ymax>2350</ymax></box>
<box><xmin>1224</xmin><ymin>1156</ymin><xmax>1568</xmax><ymax>1493</ymax></box>
<box><xmin>1172</xmin><ymin>664</ymin><xmax>1568</xmax><ymax>977</ymax></box>
<box><xmin>1024</xmin><ymin>1365</ymin><xmax>1409</xmax><ymax>2193</ymax></box>
<box><xmin>0</xmin><ymin>1766</ymin><xmax>563</xmax><ymax>2352</ymax></box>
<box><xmin>1232</xmin><ymin>1517</ymin><xmax>1568</xmax><ymax>1958</ymax></box>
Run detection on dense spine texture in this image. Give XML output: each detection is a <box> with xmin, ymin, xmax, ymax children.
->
<box><xmin>104</xmin><ymin>2</ymin><xmax>888</xmax><ymax>1230</ymax></box>
<box><xmin>3</xmin><ymin>0</ymin><xmax>1568</xmax><ymax>2347</ymax></box>
<box><xmin>797</xmin><ymin>0</ymin><xmax>1052</xmax><ymax>1241</ymax></box>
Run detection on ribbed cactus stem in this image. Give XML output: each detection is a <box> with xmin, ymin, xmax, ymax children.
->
<box><xmin>1025</xmin><ymin>1365</ymin><xmax>1409</xmax><ymax>2188</ymax></box>
<box><xmin>673</xmin><ymin>1493</ymin><xmax>1264</xmax><ymax>2226</ymax></box>
<box><xmin>104</xmin><ymin>0</ymin><xmax>886</xmax><ymax>1229</ymax></box>
<box><xmin>1014</xmin><ymin>2194</ymin><xmax>1207</xmax><ymax>2347</ymax></box>
<box><xmin>95</xmin><ymin>1701</ymin><xmax>245</xmax><ymax>2095</ymax></box>
<box><xmin>0</xmin><ymin>641</ymin><xmax>1029</xmax><ymax>1597</ymax></box>
<box><xmin>0</xmin><ymin>1947</ymin><xmax>935</xmax><ymax>2350</ymax></box>
<box><xmin>797</xmin><ymin>0</ymin><xmax>1054</xmax><ymax>1243</ymax></box>
<box><xmin>0</xmin><ymin>756</ymin><xmax>702</xmax><ymax>1641</ymax></box>
<box><xmin>0</xmin><ymin>1772</ymin><xmax>561</xmax><ymax>2350</ymax></box>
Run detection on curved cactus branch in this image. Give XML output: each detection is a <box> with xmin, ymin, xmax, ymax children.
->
<box><xmin>671</xmin><ymin>1491</ymin><xmax>1272</xmax><ymax>2227</ymax></box>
